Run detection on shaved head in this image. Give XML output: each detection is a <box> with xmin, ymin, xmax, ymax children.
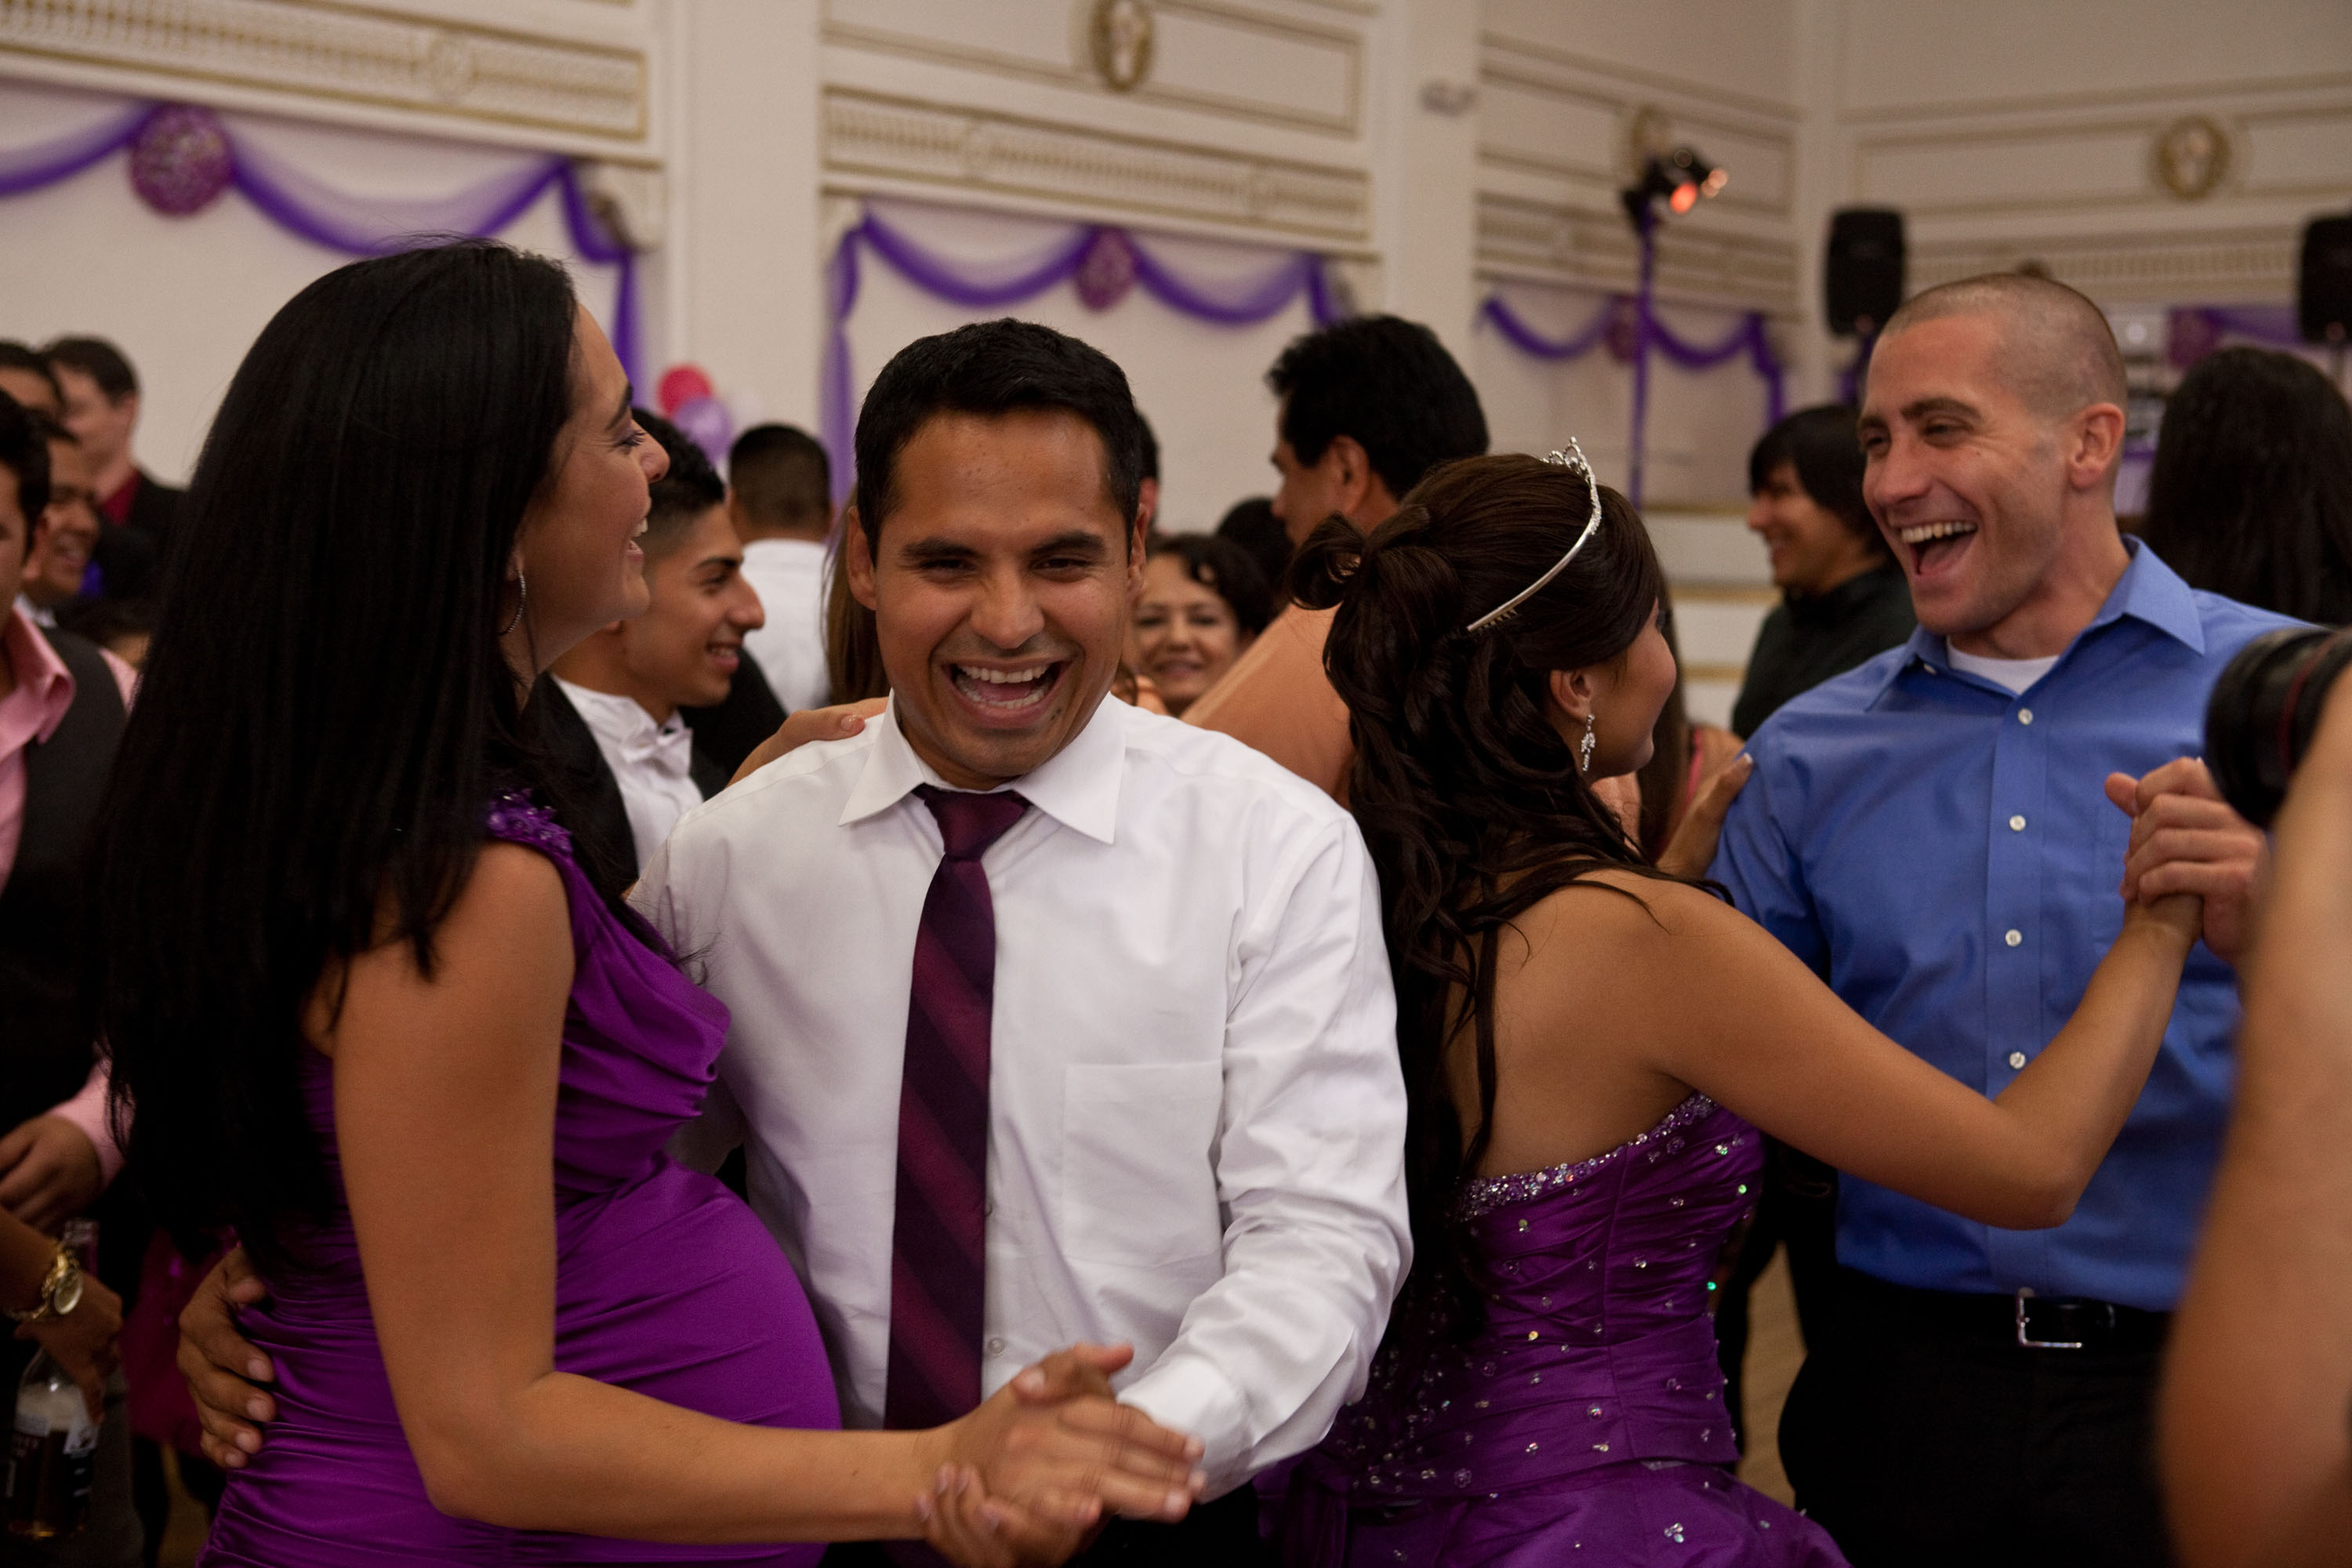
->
<box><xmin>1878</xmin><ymin>273</ymin><xmax>2125</xmax><ymax>421</ymax></box>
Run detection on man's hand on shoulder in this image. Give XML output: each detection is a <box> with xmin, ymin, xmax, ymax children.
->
<box><xmin>728</xmin><ymin>698</ymin><xmax>889</xmax><ymax>786</ymax></box>
<box><xmin>2107</xmin><ymin>757</ymin><xmax>2267</xmax><ymax>966</ymax></box>
<box><xmin>0</xmin><ymin>1116</ymin><xmax>103</xmax><ymax>1232</ymax></box>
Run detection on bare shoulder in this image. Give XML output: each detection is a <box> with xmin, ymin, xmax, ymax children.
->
<box><xmin>448</xmin><ymin>842</ymin><xmax>569</xmax><ymax>935</ymax></box>
<box><xmin>350</xmin><ymin>844</ymin><xmax>568</xmax><ymax>986</ymax></box>
<box><xmin>1515</xmin><ymin>867</ymin><xmax>1739</xmax><ymax>948</ymax></box>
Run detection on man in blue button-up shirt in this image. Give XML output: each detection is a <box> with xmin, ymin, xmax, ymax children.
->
<box><xmin>1713</xmin><ymin>273</ymin><xmax>2292</xmax><ymax>1568</ymax></box>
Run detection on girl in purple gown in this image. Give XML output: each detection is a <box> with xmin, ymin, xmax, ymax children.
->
<box><xmin>1281</xmin><ymin>451</ymin><xmax>2202</xmax><ymax>1566</ymax></box>
<box><xmin>89</xmin><ymin>242</ymin><xmax>1199</xmax><ymax>1565</ymax></box>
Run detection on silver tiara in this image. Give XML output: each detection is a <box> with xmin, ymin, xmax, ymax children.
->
<box><xmin>1462</xmin><ymin>439</ymin><xmax>1604</xmax><ymax>633</ymax></box>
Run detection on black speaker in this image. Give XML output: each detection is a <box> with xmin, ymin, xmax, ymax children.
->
<box><xmin>1825</xmin><ymin>208</ymin><xmax>1907</xmax><ymax>338</ymax></box>
<box><xmin>2301</xmin><ymin>216</ymin><xmax>2352</xmax><ymax>344</ymax></box>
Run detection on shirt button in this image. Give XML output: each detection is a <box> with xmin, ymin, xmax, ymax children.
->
<box><xmin>986</xmin><ymin>1337</ymin><xmax>1007</xmax><ymax>1356</ymax></box>
<box><xmin>2009</xmin><ymin>815</ymin><xmax>2027</xmax><ymax>832</ymax></box>
<box><xmin>2005</xmin><ymin>928</ymin><xmax>2023</xmax><ymax>947</ymax></box>
<box><xmin>2017</xmin><ymin>709</ymin><xmax>2035</xmax><ymax>725</ymax></box>
<box><xmin>2008</xmin><ymin>1051</ymin><xmax>2027</xmax><ymax>1069</ymax></box>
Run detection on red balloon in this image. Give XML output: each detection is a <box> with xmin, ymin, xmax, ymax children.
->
<box><xmin>656</xmin><ymin>364</ymin><xmax>715</xmax><ymax>416</ymax></box>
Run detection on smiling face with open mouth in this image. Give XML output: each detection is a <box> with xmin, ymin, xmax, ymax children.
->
<box><xmin>850</xmin><ymin>407</ymin><xmax>1144</xmax><ymax>791</ymax></box>
<box><xmin>1859</xmin><ymin>312</ymin><xmax>2124</xmax><ymax>658</ymax></box>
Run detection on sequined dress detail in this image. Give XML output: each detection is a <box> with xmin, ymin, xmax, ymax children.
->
<box><xmin>199</xmin><ymin>795</ymin><xmax>841</xmax><ymax>1566</ymax></box>
<box><xmin>1285</xmin><ymin>1096</ymin><xmax>1846</xmax><ymax>1566</ymax></box>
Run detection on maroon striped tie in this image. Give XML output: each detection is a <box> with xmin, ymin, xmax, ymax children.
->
<box><xmin>884</xmin><ymin>785</ymin><xmax>1029</xmax><ymax>1433</ymax></box>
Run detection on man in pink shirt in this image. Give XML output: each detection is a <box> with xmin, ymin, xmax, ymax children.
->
<box><xmin>0</xmin><ymin>392</ymin><xmax>134</xmax><ymax>1225</ymax></box>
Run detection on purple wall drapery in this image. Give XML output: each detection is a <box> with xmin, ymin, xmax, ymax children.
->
<box><xmin>824</xmin><ymin>203</ymin><xmax>1345</xmax><ymax>504</ymax></box>
<box><xmin>1481</xmin><ymin>289</ymin><xmax>1786</xmax><ymax>426</ymax></box>
<box><xmin>0</xmin><ymin>100</ymin><xmax>637</xmax><ymax>386</ymax></box>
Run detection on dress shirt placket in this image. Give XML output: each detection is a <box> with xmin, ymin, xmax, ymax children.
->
<box><xmin>1979</xmin><ymin>670</ymin><xmax>2055</xmax><ymax>1287</ymax></box>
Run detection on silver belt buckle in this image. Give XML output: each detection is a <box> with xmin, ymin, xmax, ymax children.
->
<box><xmin>2015</xmin><ymin>1287</ymin><xmax>2084</xmax><ymax>1350</ymax></box>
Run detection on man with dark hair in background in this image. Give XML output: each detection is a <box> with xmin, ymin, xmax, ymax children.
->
<box><xmin>1183</xmin><ymin>315</ymin><xmax>1489</xmax><ymax>797</ymax></box>
<box><xmin>42</xmin><ymin>339</ymin><xmax>168</xmax><ymax>604</ymax></box>
<box><xmin>542</xmin><ymin>410</ymin><xmax>768</xmax><ymax>884</ymax></box>
<box><xmin>1730</xmin><ymin>403</ymin><xmax>1915</xmax><ymax>739</ymax></box>
<box><xmin>728</xmin><ymin>423</ymin><xmax>836</xmax><ymax>715</ymax></box>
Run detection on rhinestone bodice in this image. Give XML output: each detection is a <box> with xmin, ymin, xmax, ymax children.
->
<box><xmin>1314</xmin><ymin>1094</ymin><xmax>1762</xmax><ymax>1504</ymax></box>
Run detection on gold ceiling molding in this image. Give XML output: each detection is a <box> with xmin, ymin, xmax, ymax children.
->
<box><xmin>1907</xmin><ymin>227</ymin><xmax>2299</xmax><ymax>303</ymax></box>
<box><xmin>0</xmin><ymin>0</ymin><xmax>648</xmax><ymax>141</ymax></box>
<box><xmin>823</xmin><ymin>87</ymin><xmax>1369</xmax><ymax>242</ymax></box>
<box><xmin>1475</xmin><ymin>192</ymin><xmax>1796</xmax><ymax>314</ymax></box>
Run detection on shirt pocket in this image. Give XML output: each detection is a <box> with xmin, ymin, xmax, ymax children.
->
<box><xmin>1061</xmin><ymin>1062</ymin><xmax>1225</xmax><ymax>1268</ymax></box>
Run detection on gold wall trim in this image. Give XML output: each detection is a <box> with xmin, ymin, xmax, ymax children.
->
<box><xmin>1908</xmin><ymin>226</ymin><xmax>2300</xmax><ymax>303</ymax></box>
<box><xmin>1477</xmin><ymin>194</ymin><xmax>1798</xmax><ymax>314</ymax></box>
<box><xmin>824</xmin><ymin>87</ymin><xmax>1370</xmax><ymax>242</ymax></box>
<box><xmin>0</xmin><ymin>0</ymin><xmax>646</xmax><ymax>141</ymax></box>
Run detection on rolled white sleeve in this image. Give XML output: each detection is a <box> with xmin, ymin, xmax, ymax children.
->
<box><xmin>1120</xmin><ymin>818</ymin><xmax>1410</xmax><ymax>1493</ymax></box>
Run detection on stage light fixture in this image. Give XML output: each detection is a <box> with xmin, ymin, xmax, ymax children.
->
<box><xmin>1621</xmin><ymin>147</ymin><xmax>1725</xmax><ymax>231</ymax></box>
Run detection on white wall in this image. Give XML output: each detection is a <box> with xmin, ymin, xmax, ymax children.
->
<box><xmin>0</xmin><ymin>87</ymin><xmax>623</xmax><ymax>484</ymax></box>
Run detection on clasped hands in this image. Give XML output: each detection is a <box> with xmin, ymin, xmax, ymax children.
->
<box><xmin>177</xmin><ymin>1248</ymin><xmax>1203</xmax><ymax>1567</ymax></box>
<box><xmin>2105</xmin><ymin>757</ymin><xmax>2266</xmax><ymax>962</ymax></box>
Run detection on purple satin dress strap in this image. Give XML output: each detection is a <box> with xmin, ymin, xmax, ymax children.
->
<box><xmin>200</xmin><ymin>793</ymin><xmax>841</xmax><ymax>1566</ymax></box>
<box><xmin>1285</xmin><ymin>1096</ymin><xmax>1846</xmax><ymax>1567</ymax></box>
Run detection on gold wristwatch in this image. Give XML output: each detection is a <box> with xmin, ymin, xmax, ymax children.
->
<box><xmin>7</xmin><ymin>1242</ymin><xmax>83</xmax><ymax>1325</ymax></box>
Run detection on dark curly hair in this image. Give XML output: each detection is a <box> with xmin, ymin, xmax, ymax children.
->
<box><xmin>1296</xmin><ymin>451</ymin><xmax>1688</xmax><ymax>1329</ymax></box>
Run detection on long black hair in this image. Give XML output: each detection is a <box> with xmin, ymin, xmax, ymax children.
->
<box><xmin>2140</xmin><ymin>346</ymin><xmax>2352</xmax><ymax>626</ymax></box>
<box><xmin>91</xmin><ymin>240</ymin><xmax>582</xmax><ymax>1269</ymax></box>
<box><xmin>1296</xmin><ymin>451</ymin><xmax>1682</xmax><ymax>1329</ymax></box>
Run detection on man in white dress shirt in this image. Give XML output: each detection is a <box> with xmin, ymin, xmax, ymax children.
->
<box><xmin>545</xmin><ymin>411</ymin><xmax>764</xmax><ymax>877</ymax></box>
<box><xmin>643</xmin><ymin>321</ymin><xmax>1409</xmax><ymax>1565</ymax></box>
<box><xmin>730</xmin><ymin>423</ymin><xmax>837</xmax><ymax>714</ymax></box>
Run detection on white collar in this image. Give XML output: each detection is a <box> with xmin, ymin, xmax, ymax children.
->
<box><xmin>554</xmin><ymin>678</ymin><xmax>675</xmax><ymax>744</ymax></box>
<box><xmin>839</xmin><ymin>691</ymin><xmax>1126</xmax><ymax>846</ymax></box>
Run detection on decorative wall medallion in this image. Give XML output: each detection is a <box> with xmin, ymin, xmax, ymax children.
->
<box><xmin>1089</xmin><ymin>0</ymin><xmax>1155</xmax><ymax>93</ymax></box>
<box><xmin>2153</xmin><ymin>115</ymin><xmax>2231</xmax><ymax>201</ymax></box>
<box><xmin>1075</xmin><ymin>228</ymin><xmax>1139</xmax><ymax>310</ymax></box>
<box><xmin>129</xmin><ymin>105</ymin><xmax>234</xmax><ymax>216</ymax></box>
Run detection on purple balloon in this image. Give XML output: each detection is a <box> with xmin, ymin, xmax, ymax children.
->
<box><xmin>1074</xmin><ymin>228</ymin><xmax>1138</xmax><ymax>312</ymax></box>
<box><xmin>129</xmin><ymin>104</ymin><xmax>233</xmax><ymax>217</ymax></box>
<box><xmin>670</xmin><ymin>395</ymin><xmax>735</xmax><ymax>465</ymax></box>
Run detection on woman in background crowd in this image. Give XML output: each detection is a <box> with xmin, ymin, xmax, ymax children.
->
<box><xmin>1127</xmin><ymin>533</ymin><xmax>1274</xmax><ymax>719</ymax></box>
<box><xmin>1281</xmin><ymin>450</ymin><xmax>2203</xmax><ymax>1566</ymax></box>
<box><xmin>1730</xmin><ymin>405</ymin><xmax>1913</xmax><ymax>739</ymax></box>
<box><xmin>89</xmin><ymin>240</ymin><xmax>1198</xmax><ymax>1567</ymax></box>
<box><xmin>2139</xmin><ymin>345</ymin><xmax>2352</xmax><ymax>626</ymax></box>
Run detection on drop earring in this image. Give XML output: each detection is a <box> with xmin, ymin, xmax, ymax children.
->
<box><xmin>501</xmin><ymin>568</ymin><xmax>528</xmax><ymax>636</ymax></box>
<box><xmin>1579</xmin><ymin>713</ymin><xmax>1596</xmax><ymax>775</ymax></box>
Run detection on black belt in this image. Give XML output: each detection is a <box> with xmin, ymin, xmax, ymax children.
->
<box><xmin>1837</xmin><ymin>1266</ymin><xmax>2172</xmax><ymax>1352</ymax></box>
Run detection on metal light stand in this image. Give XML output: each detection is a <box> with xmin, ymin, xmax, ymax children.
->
<box><xmin>1627</xmin><ymin>204</ymin><xmax>1658</xmax><ymax>511</ymax></box>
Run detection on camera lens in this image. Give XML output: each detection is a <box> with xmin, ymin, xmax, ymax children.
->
<box><xmin>2205</xmin><ymin>627</ymin><xmax>2352</xmax><ymax>829</ymax></box>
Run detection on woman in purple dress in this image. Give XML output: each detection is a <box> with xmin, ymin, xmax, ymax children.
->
<box><xmin>88</xmin><ymin>242</ymin><xmax>1200</xmax><ymax>1566</ymax></box>
<box><xmin>1279</xmin><ymin>450</ymin><xmax>2202</xmax><ymax>1565</ymax></box>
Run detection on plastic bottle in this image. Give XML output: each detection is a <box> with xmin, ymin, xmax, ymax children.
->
<box><xmin>6</xmin><ymin>1348</ymin><xmax>95</xmax><ymax>1539</ymax></box>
